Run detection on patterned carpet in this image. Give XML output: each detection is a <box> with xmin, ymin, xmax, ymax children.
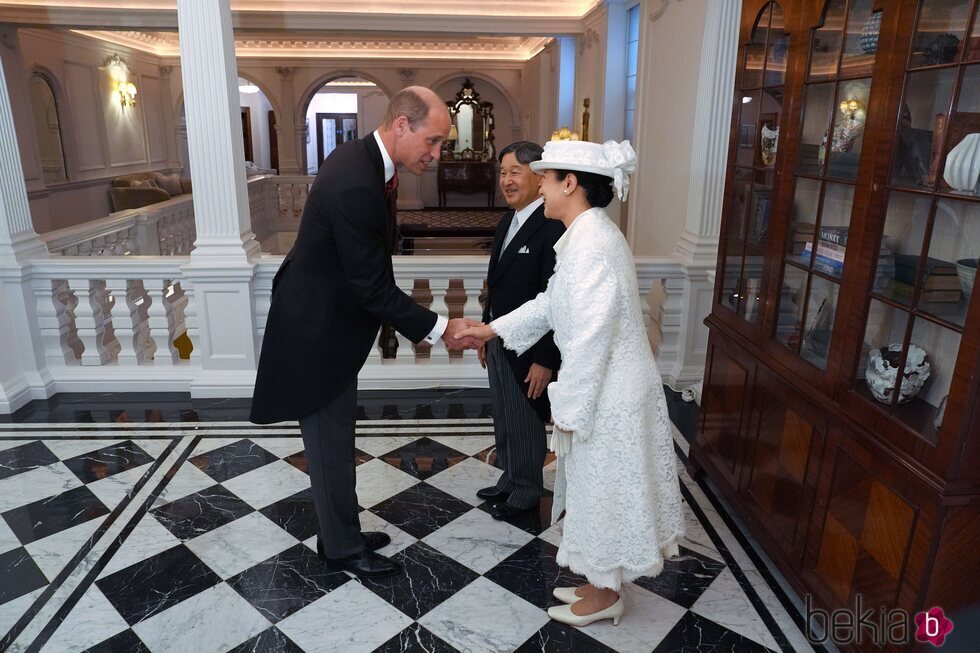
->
<box><xmin>397</xmin><ymin>209</ymin><xmax>504</xmax><ymax>230</ymax></box>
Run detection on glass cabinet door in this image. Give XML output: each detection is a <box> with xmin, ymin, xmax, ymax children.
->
<box><xmin>719</xmin><ymin>1</ymin><xmax>788</xmax><ymax>324</ymax></box>
<box><xmin>853</xmin><ymin>0</ymin><xmax>979</xmax><ymax>444</ymax></box>
<box><xmin>776</xmin><ymin>0</ymin><xmax>880</xmax><ymax>369</ymax></box>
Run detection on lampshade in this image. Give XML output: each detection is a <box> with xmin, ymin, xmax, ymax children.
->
<box><xmin>448</xmin><ymin>125</ymin><xmax>459</xmax><ymax>140</ymax></box>
<box><xmin>238</xmin><ymin>78</ymin><xmax>259</xmax><ymax>94</ymax></box>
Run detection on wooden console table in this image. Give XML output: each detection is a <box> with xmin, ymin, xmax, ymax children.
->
<box><xmin>437</xmin><ymin>160</ymin><xmax>496</xmax><ymax>207</ymax></box>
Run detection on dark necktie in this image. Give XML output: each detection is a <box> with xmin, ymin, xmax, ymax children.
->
<box><xmin>386</xmin><ymin>171</ymin><xmax>399</xmax><ymax>198</ymax></box>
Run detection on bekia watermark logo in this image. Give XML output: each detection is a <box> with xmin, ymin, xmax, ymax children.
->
<box><xmin>806</xmin><ymin>595</ymin><xmax>955</xmax><ymax>647</ymax></box>
<box><xmin>915</xmin><ymin>607</ymin><xmax>954</xmax><ymax>646</ymax></box>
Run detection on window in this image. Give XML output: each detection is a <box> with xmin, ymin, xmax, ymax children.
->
<box><xmin>625</xmin><ymin>4</ymin><xmax>640</xmax><ymax>141</ymax></box>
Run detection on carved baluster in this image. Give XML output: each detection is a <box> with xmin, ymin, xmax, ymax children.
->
<box><xmin>428</xmin><ymin>277</ymin><xmax>451</xmax><ymax>364</ymax></box>
<box><xmin>44</xmin><ymin>279</ymin><xmax>81</xmax><ymax>364</ymax></box>
<box><xmin>144</xmin><ymin>280</ymin><xmax>174</xmax><ymax>364</ymax></box>
<box><xmin>461</xmin><ymin>276</ymin><xmax>487</xmax><ymax>363</ymax></box>
<box><xmin>104</xmin><ymin>278</ymin><xmax>139</xmax><ymax>365</ymax></box>
<box><xmin>168</xmin><ymin>280</ymin><xmax>197</xmax><ymax>362</ymax></box>
<box><xmin>68</xmin><ymin>278</ymin><xmax>109</xmax><ymax>365</ymax></box>
<box><xmin>444</xmin><ymin>278</ymin><xmax>468</xmax><ymax>360</ymax></box>
<box><xmin>409</xmin><ymin>280</ymin><xmax>434</xmax><ymax>361</ymax></box>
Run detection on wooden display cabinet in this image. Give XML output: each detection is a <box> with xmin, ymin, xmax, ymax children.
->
<box><xmin>692</xmin><ymin>1</ymin><xmax>980</xmax><ymax>650</ymax></box>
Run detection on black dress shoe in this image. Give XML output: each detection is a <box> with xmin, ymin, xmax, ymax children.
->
<box><xmin>317</xmin><ymin>532</ymin><xmax>391</xmax><ymax>559</ymax></box>
<box><xmin>476</xmin><ymin>486</ymin><xmax>510</xmax><ymax>501</ymax></box>
<box><xmin>324</xmin><ymin>549</ymin><xmax>401</xmax><ymax>578</ymax></box>
<box><xmin>490</xmin><ymin>503</ymin><xmax>536</xmax><ymax>520</ymax></box>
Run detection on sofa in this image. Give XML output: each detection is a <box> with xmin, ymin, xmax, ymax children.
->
<box><xmin>110</xmin><ymin>171</ymin><xmax>193</xmax><ymax>212</ymax></box>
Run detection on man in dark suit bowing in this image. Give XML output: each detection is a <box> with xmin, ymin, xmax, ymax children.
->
<box><xmin>476</xmin><ymin>141</ymin><xmax>564</xmax><ymax>519</ymax></box>
<box><xmin>251</xmin><ymin>87</ymin><xmax>480</xmax><ymax>578</ymax></box>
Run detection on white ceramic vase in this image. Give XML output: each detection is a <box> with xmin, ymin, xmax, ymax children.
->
<box><xmin>943</xmin><ymin>132</ymin><xmax>980</xmax><ymax>193</ymax></box>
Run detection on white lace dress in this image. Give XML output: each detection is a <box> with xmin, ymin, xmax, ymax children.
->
<box><xmin>491</xmin><ymin>207</ymin><xmax>684</xmax><ymax>590</ymax></box>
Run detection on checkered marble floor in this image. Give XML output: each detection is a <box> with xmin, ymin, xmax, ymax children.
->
<box><xmin>0</xmin><ymin>419</ymin><xmax>815</xmax><ymax>652</ymax></box>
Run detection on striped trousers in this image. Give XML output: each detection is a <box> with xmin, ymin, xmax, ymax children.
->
<box><xmin>486</xmin><ymin>338</ymin><xmax>547</xmax><ymax>509</ymax></box>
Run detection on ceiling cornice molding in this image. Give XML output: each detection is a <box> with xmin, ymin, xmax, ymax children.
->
<box><xmin>0</xmin><ymin>5</ymin><xmax>590</xmax><ymax>34</ymax></box>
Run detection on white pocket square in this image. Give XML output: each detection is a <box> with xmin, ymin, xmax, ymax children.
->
<box><xmin>518</xmin><ymin>245</ymin><xmax>530</xmax><ymax>254</ymax></box>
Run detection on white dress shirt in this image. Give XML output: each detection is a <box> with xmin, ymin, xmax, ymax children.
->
<box><xmin>372</xmin><ymin>131</ymin><xmax>448</xmax><ymax>344</ymax></box>
<box><xmin>500</xmin><ymin>197</ymin><xmax>544</xmax><ymax>258</ymax></box>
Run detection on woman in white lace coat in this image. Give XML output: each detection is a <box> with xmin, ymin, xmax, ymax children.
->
<box><xmin>459</xmin><ymin>140</ymin><xmax>684</xmax><ymax>627</ymax></box>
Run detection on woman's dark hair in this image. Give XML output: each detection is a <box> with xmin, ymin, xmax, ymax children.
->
<box><xmin>554</xmin><ymin>169</ymin><xmax>615</xmax><ymax>208</ymax></box>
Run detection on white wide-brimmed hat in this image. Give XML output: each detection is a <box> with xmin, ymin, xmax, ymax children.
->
<box><xmin>530</xmin><ymin>139</ymin><xmax>637</xmax><ymax>201</ymax></box>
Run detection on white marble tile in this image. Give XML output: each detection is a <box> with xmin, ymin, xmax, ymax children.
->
<box><xmin>356</xmin><ymin>426</ymin><xmax>422</xmax><ymax>436</ymax></box>
<box><xmin>353</xmin><ymin>459</ymin><xmax>419</xmax><ymax>508</ymax></box>
<box><xmin>419</xmin><ymin>576</ymin><xmax>549</xmax><ymax>653</ymax></box>
<box><xmin>184</xmin><ymin>512</ymin><xmax>299</xmax><ymax>580</ymax></box>
<box><xmin>277</xmin><ymin>579</ymin><xmax>412</xmax><ymax>653</ymax></box>
<box><xmin>86</xmin><ymin>464</ymin><xmax>153</xmax><ymax>510</ymax></box>
<box><xmin>132</xmin><ymin>582</ymin><xmax>271</xmax><ymax>653</ymax></box>
<box><xmin>244</xmin><ymin>437</ymin><xmax>304</xmax><ymax>459</ymax></box>
<box><xmin>151</xmin><ymin>463</ymin><xmax>216</xmax><ymax>508</ymax></box>
<box><xmin>0</xmin><ymin>515</ymin><xmax>20</xmax><ymax>555</ymax></box>
<box><xmin>538</xmin><ymin>521</ymin><xmax>564</xmax><ymax>548</ymax></box>
<box><xmin>691</xmin><ymin>568</ymin><xmax>779</xmax><ymax>649</ymax></box>
<box><xmin>356</xmin><ymin>511</ymin><xmax>417</xmax><ymax>556</ymax></box>
<box><xmin>40</xmin><ymin>439</ymin><xmax>124</xmax><ymax>460</ymax></box>
<box><xmin>98</xmin><ymin>513</ymin><xmax>182</xmax><ymax>579</ymax></box>
<box><xmin>221</xmin><ymin>460</ymin><xmax>311</xmax><ymax>510</ymax></box>
<box><xmin>679</xmin><ymin>499</ymin><xmax>721</xmax><ymax>561</ymax></box>
<box><xmin>190</xmin><ymin>437</ymin><xmax>246</xmax><ymax>457</ymax></box>
<box><xmin>744</xmin><ymin>568</ymin><xmax>816</xmax><ymax>652</ymax></box>
<box><xmin>25</xmin><ymin>519</ymin><xmax>101</xmax><ymax>582</ymax></box>
<box><xmin>0</xmin><ymin>588</ymin><xmax>44</xmax><ymax>641</ymax></box>
<box><xmin>0</xmin><ymin>463</ymin><xmax>83</xmax><ymax>512</ymax></box>
<box><xmin>424</xmin><ymin>457</ymin><xmax>502</xmax><ymax>506</ymax></box>
<box><xmin>579</xmin><ymin>583</ymin><xmax>688</xmax><ymax>653</ymax></box>
<box><xmin>423</xmin><ymin>509</ymin><xmax>533</xmax><ymax>574</ymax></box>
<box><xmin>353</xmin><ymin>436</ymin><xmax>420</xmax><ymax>456</ymax></box>
<box><xmin>42</xmin><ymin>585</ymin><xmax>129</xmax><ymax>652</ymax></box>
<box><xmin>0</xmin><ymin>439</ymin><xmax>29</xmax><ymax>453</ymax></box>
<box><xmin>131</xmin><ymin>438</ymin><xmax>177</xmax><ymax>459</ymax></box>
<box><xmin>428</xmin><ymin>435</ymin><xmax>496</xmax><ymax>456</ymax></box>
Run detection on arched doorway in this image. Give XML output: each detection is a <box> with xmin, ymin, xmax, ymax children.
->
<box><xmin>237</xmin><ymin>76</ymin><xmax>279</xmax><ymax>174</ymax></box>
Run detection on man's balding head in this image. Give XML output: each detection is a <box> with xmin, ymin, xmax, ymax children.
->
<box><xmin>382</xmin><ymin>86</ymin><xmax>445</xmax><ymax>130</ymax></box>
<box><xmin>379</xmin><ymin>86</ymin><xmax>451</xmax><ymax>175</ymax></box>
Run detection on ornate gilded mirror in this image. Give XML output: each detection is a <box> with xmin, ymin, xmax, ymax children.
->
<box><xmin>445</xmin><ymin>79</ymin><xmax>495</xmax><ymax>161</ymax></box>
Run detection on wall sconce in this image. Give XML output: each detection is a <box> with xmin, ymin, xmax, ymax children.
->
<box><xmin>106</xmin><ymin>54</ymin><xmax>137</xmax><ymax>109</ymax></box>
<box><xmin>114</xmin><ymin>81</ymin><xmax>137</xmax><ymax>108</ymax></box>
<box><xmin>550</xmin><ymin>126</ymin><xmax>581</xmax><ymax>141</ymax></box>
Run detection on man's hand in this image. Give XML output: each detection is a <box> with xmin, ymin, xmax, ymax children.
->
<box><xmin>524</xmin><ymin>363</ymin><xmax>552</xmax><ymax>399</ymax></box>
<box><xmin>443</xmin><ymin>318</ymin><xmax>485</xmax><ymax>351</ymax></box>
<box><xmin>477</xmin><ymin>343</ymin><xmax>487</xmax><ymax>369</ymax></box>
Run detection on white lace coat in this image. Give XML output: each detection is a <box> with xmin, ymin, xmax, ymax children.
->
<box><xmin>491</xmin><ymin>207</ymin><xmax>684</xmax><ymax>590</ymax></box>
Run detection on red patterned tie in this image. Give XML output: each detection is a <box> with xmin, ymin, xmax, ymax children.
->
<box><xmin>385</xmin><ymin>171</ymin><xmax>399</xmax><ymax>198</ymax></box>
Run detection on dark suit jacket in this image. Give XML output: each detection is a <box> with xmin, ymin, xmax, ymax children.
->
<box><xmin>483</xmin><ymin>203</ymin><xmax>564</xmax><ymax>422</ymax></box>
<box><xmin>250</xmin><ymin>136</ymin><xmax>437</xmax><ymax>424</ymax></box>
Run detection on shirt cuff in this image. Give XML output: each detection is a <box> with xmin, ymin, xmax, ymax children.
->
<box><xmin>424</xmin><ymin>314</ymin><xmax>449</xmax><ymax>344</ymax></box>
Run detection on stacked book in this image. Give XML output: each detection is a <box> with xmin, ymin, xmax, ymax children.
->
<box><xmin>789</xmin><ymin>221</ymin><xmax>815</xmax><ymax>255</ymax></box>
<box><xmin>801</xmin><ymin>225</ymin><xmax>850</xmax><ymax>276</ymax></box>
<box><xmin>891</xmin><ymin>254</ymin><xmax>962</xmax><ymax>306</ymax></box>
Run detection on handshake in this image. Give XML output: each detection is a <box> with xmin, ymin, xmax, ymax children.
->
<box><xmin>441</xmin><ymin>318</ymin><xmax>497</xmax><ymax>352</ymax></box>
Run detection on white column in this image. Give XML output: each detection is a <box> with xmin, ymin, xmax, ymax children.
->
<box><xmin>177</xmin><ymin>0</ymin><xmax>260</xmax><ymax>398</ymax></box>
<box><xmin>275</xmin><ymin>67</ymin><xmax>301</xmax><ymax>174</ymax></box>
<box><xmin>663</xmin><ymin>0</ymin><xmax>741</xmax><ymax>389</ymax></box>
<box><xmin>0</xmin><ymin>50</ymin><xmax>51</xmax><ymax>413</ymax></box>
<box><xmin>177</xmin><ymin>0</ymin><xmax>258</xmax><ymax>261</ymax></box>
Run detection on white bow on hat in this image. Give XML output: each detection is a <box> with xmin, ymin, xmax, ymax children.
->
<box><xmin>601</xmin><ymin>140</ymin><xmax>637</xmax><ymax>201</ymax></box>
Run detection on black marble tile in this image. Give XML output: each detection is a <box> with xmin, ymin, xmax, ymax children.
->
<box><xmin>229</xmin><ymin>627</ymin><xmax>304</xmax><ymax>653</ymax></box>
<box><xmin>150</xmin><ymin>485</ymin><xmax>254</xmax><ymax>541</ymax></box>
<box><xmin>515</xmin><ymin>620</ymin><xmax>617</xmax><ymax>652</ymax></box>
<box><xmin>475</xmin><ymin>497</ymin><xmax>553</xmax><ymax>536</ymax></box>
<box><xmin>483</xmin><ymin>538</ymin><xmax>588</xmax><ymax>610</ymax></box>
<box><xmin>374</xmin><ymin>623</ymin><xmax>460</xmax><ymax>652</ymax></box>
<box><xmin>95</xmin><ymin>544</ymin><xmax>221</xmax><ymax>625</ymax></box>
<box><xmin>283</xmin><ymin>449</ymin><xmax>372</xmax><ymax>474</ymax></box>
<box><xmin>259</xmin><ymin>488</ymin><xmax>319</xmax><ymax>541</ymax></box>
<box><xmin>360</xmin><ymin>542</ymin><xmax>478</xmax><ymax>620</ymax></box>
<box><xmin>188</xmin><ymin>440</ymin><xmax>278</xmax><ymax>483</ymax></box>
<box><xmin>2</xmin><ymin>485</ymin><xmax>110</xmax><ymax>545</ymax></box>
<box><xmin>0</xmin><ymin>441</ymin><xmax>58</xmax><ymax>480</ymax></box>
<box><xmin>378</xmin><ymin>437</ymin><xmax>468</xmax><ymax>480</ymax></box>
<box><xmin>664</xmin><ymin>385</ymin><xmax>700</xmax><ymax>445</ymax></box>
<box><xmin>369</xmin><ymin>483</ymin><xmax>474</xmax><ymax>539</ymax></box>
<box><xmin>653</xmin><ymin>610</ymin><xmax>775</xmax><ymax>652</ymax></box>
<box><xmin>82</xmin><ymin>628</ymin><xmax>151</xmax><ymax>652</ymax></box>
<box><xmin>0</xmin><ymin>547</ymin><xmax>48</xmax><ymax>605</ymax></box>
<box><xmin>632</xmin><ymin>545</ymin><xmax>727</xmax><ymax>609</ymax></box>
<box><xmin>474</xmin><ymin>445</ymin><xmax>498</xmax><ymax>466</ymax></box>
<box><xmin>61</xmin><ymin>440</ymin><xmax>155</xmax><ymax>483</ymax></box>
<box><xmin>227</xmin><ymin>543</ymin><xmax>349</xmax><ymax>622</ymax></box>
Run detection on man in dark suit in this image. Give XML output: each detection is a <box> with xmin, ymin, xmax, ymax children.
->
<box><xmin>476</xmin><ymin>141</ymin><xmax>564</xmax><ymax>520</ymax></box>
<box><xmin>251</xmin><ymin>87</ymin><xmax>479</xmax><ymax>578</ymax></box>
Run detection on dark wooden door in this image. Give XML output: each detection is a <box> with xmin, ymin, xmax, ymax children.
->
<box><xmin>240</xmin><ymin>106</ymin><xmax>253</xmax><ymax>162</ymax></box>
<box><xmin>268</xmin><ymin>110</ymin><xmax>279</xmax><ymax>173</ymax></box>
